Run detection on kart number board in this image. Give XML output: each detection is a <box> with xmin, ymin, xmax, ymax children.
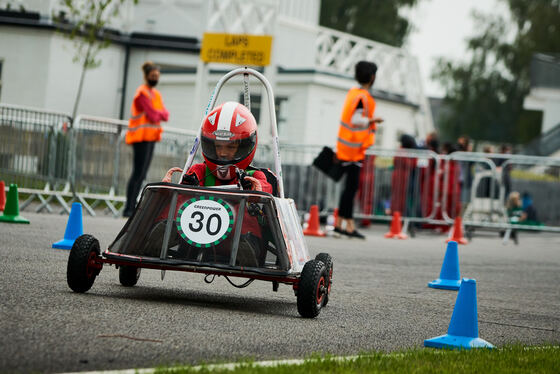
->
<box><xmin>176</xmin><ymin>196</ymin><xmax>234</xmax><ymax>247</ymax></box>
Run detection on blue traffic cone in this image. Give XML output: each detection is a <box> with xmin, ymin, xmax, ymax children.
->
<box><xmin>428</xmin><ymin>241</ymin><xmax>461</xmax><ymax>290</ymax></box>
<box><xmin>52</xmin><ymin>202</ymin><xmax>83</xmax><ymax>250</ymax></box>
<box><xmin>424</xmin><ymin>278</ymin><xmax>494</xmax><ymax>349</ymax></box>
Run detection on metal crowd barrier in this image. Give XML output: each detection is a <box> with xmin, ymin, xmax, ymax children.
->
<box><xmin>449</xmin><ymin>152</ymin><xmax>560</xmax><ymax>239</ymax></box>
<box><xmin>70</xmin><ymin>115</ymin><xmax>197</xmax><ymax>216</ymax></box>
<box><xmin>2</xmin><ymin>103</ymin><xmax>560</xmax><ymax>238</ymax></box>
<box><xmin>0</xmin><ymin>103</ymin><xmax>74</xmax><ymax>213</ymax></box>
<box><xmin>356</xmin><ymin>148</ymin><xmax>444</xmax><ymax>231</ymax></box>
<box><xmin>0</xmin><ymin>104</ymin><xmax>200</xmax><ymax>217</ymax></box>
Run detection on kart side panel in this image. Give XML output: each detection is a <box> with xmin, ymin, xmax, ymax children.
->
<box><xmin>272</xmin><ymin>197</ymin><xmax>310</xmax><ymax>273</ymax></box>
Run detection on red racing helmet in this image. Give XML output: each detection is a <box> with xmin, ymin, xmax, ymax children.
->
<box><xmin>201</xmin><ymin>101</ymin><xmax>258</xmax><ymax>180</ymax></box>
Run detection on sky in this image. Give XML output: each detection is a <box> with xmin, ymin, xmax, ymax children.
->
<box><xmin>405</xmin><ymin>0</ymin><xmax>510</xmax><ymax>97</ymax></box>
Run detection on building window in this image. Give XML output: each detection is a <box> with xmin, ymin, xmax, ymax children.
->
<box><xmin>238</xmin><ymin>93</ymin><xmax>287</xmax><ymax>132</ymax></box>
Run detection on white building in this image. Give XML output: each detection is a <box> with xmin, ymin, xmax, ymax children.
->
<box><xmin>0</xmin><ymin>0</ymin><xmax>433</xmax><ymax>148</ymax></box>
<box><xmin>524</xmin><ymin>54</ymin><xmax>560</xmax><ymax>135</ymax></box>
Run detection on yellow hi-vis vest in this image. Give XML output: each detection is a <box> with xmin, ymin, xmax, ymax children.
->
<box><xmin>126</xmin><ymin>85</ymin><xmax>164</xmax><ymax>144</ymax></box>
<box><xmin>335</xmin><ymin>87</ymin><xmax>376</xmax><ymax>162</ymax></box>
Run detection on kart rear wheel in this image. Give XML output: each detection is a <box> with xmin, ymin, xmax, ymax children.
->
<box><xmin>297</xmin><ymin>259</ymin><xmax>327</xmax><ymax>318</ymax></box>
<box><xmin>67</xmin><ymin>234</ymin><xmax>102</xmax><ymax>293</ymax></box>
<box><xmin>119</xmin><ymin>266</ymin><xmax>141</xmax><ymax>287</ymax></box>
<box><xmin>315</xmin><ymin>253</ymin><xmax>333</xmax><ymax>307</ymax></box>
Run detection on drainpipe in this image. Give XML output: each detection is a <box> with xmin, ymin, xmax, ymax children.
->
<box><xmin>119</xmin><ymin>42</ymin><xmax>131</xmax><ymax>120</ymax></box>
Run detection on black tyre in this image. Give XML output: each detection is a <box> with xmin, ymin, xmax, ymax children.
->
<box><xmin>297</xmin><ymin>259</ymin><xmax>328</xmax><ymax>318</ymax></box>
<box><xmin>315</xmin><ymin>253</ymin><xmax>333</xmax><ymax>307</ymax></box>
<box><xmin>119</xmin><ymin>266</ymin><xmax>141</xmax><ymax>287</ymax></box>
<box><xmin>67</xmin><ymin>234</ymin><xmax>102</xmax><ymax>293</ymax></box>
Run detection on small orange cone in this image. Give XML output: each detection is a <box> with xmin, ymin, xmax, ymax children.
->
<box><xmin>384</xmin><ymin>211</ymin><xmax>407</xmax><ymax>239</ymax></box>
<box><xmin>446</xmin><ymin>216</ymin><xmax>468</xmax><ymax>244</ymax></box>
<box><xmin>0</xmin><ymin>181</ymin><xmax>6</xmax><ymax>211</ymax></box>
<box><xmin>303</xmin><ymin>205</ymin><xmax>326</xmax><ymax>237</ymax></box>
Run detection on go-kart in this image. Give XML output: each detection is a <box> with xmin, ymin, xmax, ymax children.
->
<box><xmin>66</xmin><ymin>68</ymin><xmax>333</xmax><ymax>318</ymax></box>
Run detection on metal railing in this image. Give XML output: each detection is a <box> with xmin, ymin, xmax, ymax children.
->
<box><xmin>2</xmin><ymin>103</ymin><xmax>560</xmax><ymax>239</ymax></box>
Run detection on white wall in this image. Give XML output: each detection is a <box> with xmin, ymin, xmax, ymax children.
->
<box><xmin>128</xmin><ymin>0</ymin><xmax>205</xmax><ymax>37</ymax></box>
<box><xmin>374</xmin><ymin>101</ymin><xmax>417</xmax><ymax>149</ymax></box>
<box><xmin>0</xmin><ymin>26</ymin><xmax>50</xmax><ymax>107</ymax></box>
<box><xmin>0</xmin><ymin>26</ymin><xmax>124</xmax><ymax>117</ymax></box>
<box><xmin>44</xmin><ymin>35</ymin><xmax>124</xmax><ymax>117</ymax></box>
<box><xmin>524</xmin><ymin>87</ymin><xmax>560</xmax><ymax>134</ymax></box>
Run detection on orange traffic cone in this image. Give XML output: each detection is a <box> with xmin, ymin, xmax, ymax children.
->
<box><xmin>303</xmin><ymin>205</ymin><xmax>326</xmax><ymax>237</ymax></box>
<box><xmin>446</xmin><ymin>216</ymin><xmax>468</xmax><ymax>245</ymax></box>
<box><xmin>384</xmin><ymin>211</ymin><xmax>407</xmax><ymax>239</ymax></box>
<box><xmin>0</xmin><ymin>181</ymin><xmax>6</xmax><ymax>211</ymax></box>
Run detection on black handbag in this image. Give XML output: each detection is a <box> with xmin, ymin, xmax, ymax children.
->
<box><xmin>312</xmin><ymin>146</ymin><xmax>344</xmax><ymax>182</ymax></box>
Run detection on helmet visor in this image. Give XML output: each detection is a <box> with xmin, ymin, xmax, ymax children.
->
<box><xmin>201</xmin><ymin>134</ymin><xmax>257</xmax><ymax>166</ymax></box>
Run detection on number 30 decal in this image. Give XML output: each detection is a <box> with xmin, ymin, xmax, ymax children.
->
<box><xmin>176</xmin><ymin>196</ymin><xmax>234</xmax><ymax>247</ymax></box>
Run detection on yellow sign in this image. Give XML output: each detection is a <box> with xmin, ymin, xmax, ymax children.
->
<box><xmin>200</xmin><ymin>33</ymin><xmax>273</xmax><ymax>66</ymax></box>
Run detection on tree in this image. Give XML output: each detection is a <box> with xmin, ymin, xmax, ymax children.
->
<box><xmin>432</xmin><ymin>0</ymin><xmax>560</xmax><ymax>144</ymax></box>
<box><xmin>319</xmin><ymin>0</ymin><xmax>420</xmax><ymax>47</ymax></box>
<box><xmin>53</xmin><ymin>0</ymin><xmax>138</xmax><ymax>121</ymax></box>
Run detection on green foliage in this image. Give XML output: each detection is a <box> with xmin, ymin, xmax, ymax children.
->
<box><xmin>152</xmin><ymin>345</ymin><xmax>560</xmax><ymax>374</ymax></box>
<box><xmin>319</xmin><ymin>0</ymin><xmax>419</xmax><ymax>47</ymax></box>
<box><xmin>54</xmin><ymin>0</ymin><xmax>137</xmax><ymax>69</ymax></box>
<box><xmin>432</xmin><ymin>0</ymin><xmax>560</xmax><ymax>144</ymax></box>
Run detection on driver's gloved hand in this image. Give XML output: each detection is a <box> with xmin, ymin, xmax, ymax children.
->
<box><xmin>181</xmin><ymin>172</ymin><xmax>199</xmax><ymax>186</ymax></box>
<box><xmin>240</xmin><ymin>176</ymin><xmax>252</xmax><ymax>190</ymax></box>
<box><xmin>236</xmin><ymin>169</ymin><xmax>252</xmax><ymax>190</ymax></box>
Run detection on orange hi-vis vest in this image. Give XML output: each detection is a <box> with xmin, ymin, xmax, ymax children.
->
<box><xmin>126</xmin><ymin>85</ymin><xmax>164</xmax><ymax>144</ymax></box>
<box><xmin>336</xmin><ymin>87</ymin><xmax>376</xmax><ymax>162</ymax></box>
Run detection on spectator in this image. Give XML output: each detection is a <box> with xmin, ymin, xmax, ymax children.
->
<box><xmin>424</xmin><ymin>131</ymin><xmax>440</xmax><ymax>153</ymax></box>
<box><xmin>440</xmin><ymin>142</ymin><xmax>461</xmax><ymax>220</ymax></box>
<box><xmin>333</xmin><ymin>61</ymin><xmax>383</xmax><ymax>239</ymax></box>
<box><xmin>496</xmin><ymin>144</ymin><xmax>513</xmax><ymax>200</ymax></box>
<box><xmin>357</xmin><ymin>154</ymin><xmax>376</xmax><ymax>228</ymax></box>
<box><xmin>419</xmin><ymin>131</ymin><xmax>439</xmax><ymax>220</ymax></box>
<box><xmin>478</xmin><ymin>145</ymin><xmax>499</xmax><ymax>199</ymax></box>
<box><xmin>505</xmin><ymin>191</ymin><xmax>542</xmax><ymax>244</ymax></box>
<box><xmin>520</xmin><ymin>192</ymin><xmax>540</xmax><ymax>225</ymax></box>
<box><xmin>457</xmin><ymin>135</ymin><xmax>473</xmax><ymax>205</ymax></box>
<box><xmin>123</xmin><ymin>61</ymin><xmax>169</xmax><ymax>217</ymax></box>
<box><xmin>389</xmin><ymin>134</ymin><xmax>417</xmax><ymax>216</ymax></box>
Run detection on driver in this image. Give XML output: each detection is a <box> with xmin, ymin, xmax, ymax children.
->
<box><xmin>162</xmin><ymin>101</ymin><xmax>272</xmax><ymax>193</ymax></box>
<box><xmin>162</xmin><ymin>102</ymin><xmax>273</xmax><ymax>267</ymax></box>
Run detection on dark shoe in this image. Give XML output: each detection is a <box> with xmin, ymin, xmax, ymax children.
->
<box><xmin>122</xmin><ymin>209</ymin><xmax>133</xmax><ymax>218</ymax></box>
<box><xmin>333</xmin><ymin>227</ymin><xmax>345</xmax><ymax>237</ymax></box>
<box><xmin>346</xmin><ymin>230</ymin><xmax>366</xmax><ymax>240</ymax></box>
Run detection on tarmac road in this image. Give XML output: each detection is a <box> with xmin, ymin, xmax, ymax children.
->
<box><xmin>1</xmin><ymin>212</ymin><xmax>559</xmax><ymax>373</ymax></box>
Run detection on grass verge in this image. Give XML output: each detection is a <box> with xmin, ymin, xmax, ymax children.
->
<box><xmin>154</xmin><ymin>345</ymin><xmax>559</xmax><ymax>374</ymax></box>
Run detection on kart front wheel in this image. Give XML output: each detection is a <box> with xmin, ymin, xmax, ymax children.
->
<box><xmin>315</xmin><ymin>253</ymin><xmax>333</xmax><ymax>307</ymax></box>
<box><xmin>67</xmin><ymin>234</ymin><xmax>102</xmax><ymax>293</ymax></box>
<box><xmin>297</xmin><ymin>259</ymin><xmax>328</xmax><ymax>318</ymax></box>
<box><xmin>119</xmin><ymin>266</ymin><xmax>141</xmax><ymax>287</ymax></box>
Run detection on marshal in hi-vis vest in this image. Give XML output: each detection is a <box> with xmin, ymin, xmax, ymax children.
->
<box><xmin>126</xmin><ymin>85</ymin><xmax>164</xmax><ymax>144</ymax></box>
<box><xmin>336</xmin><ymin>87</ymin><xmax>376</xmax><ymax>162</ymax></box>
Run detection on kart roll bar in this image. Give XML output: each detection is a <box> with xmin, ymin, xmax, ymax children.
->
<box><xmin>180</xmin><ymin>67</ymin><xmax>285</xmax><ymax>198</ymax></box>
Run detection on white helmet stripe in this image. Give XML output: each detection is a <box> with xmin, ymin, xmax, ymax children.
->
<box><xmin>216</xmin><ymin>101</ymin><xmax>238</xmax><ymax>132</ymax></box>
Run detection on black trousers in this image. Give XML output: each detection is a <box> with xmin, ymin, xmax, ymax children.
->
<box><xmin>125</xmin><ymin>141</ymin><xmax>156</xmax><ymax>213</ymax></box>
<box><xmin>338</xmin><ymin>162</ymin><xmax>361</xmax><ymax>219</ymax></box>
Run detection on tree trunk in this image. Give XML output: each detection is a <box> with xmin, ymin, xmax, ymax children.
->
<box><xmin>71</xmin><ymin>44</ymin><xmax>92</xmax><ymax>124</ymax></box>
